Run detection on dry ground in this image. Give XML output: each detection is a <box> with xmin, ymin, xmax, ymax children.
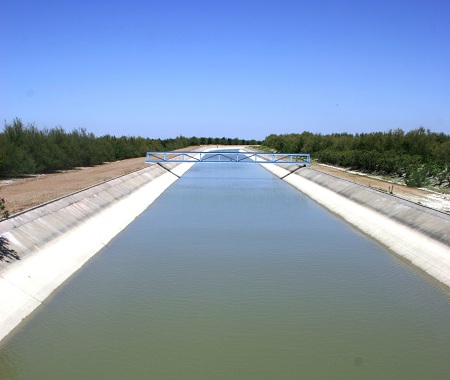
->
<box><xmin>310</xmin><ymin>162</ymin><xmax>450</xmax><ymax>214</ymax></box>
<box><xmin>0</xmin><ymin>157</ymin><xmax>148</xmax><ymax>215</ymax></box>
<box><xmin>1</xmin><ymin>149</ymin><xmax>449</xmax><ymax>215</ymax></box>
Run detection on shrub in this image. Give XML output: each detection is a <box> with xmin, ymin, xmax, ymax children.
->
<box><xmin>405</xmin><ymin>166</ymin><xmax>431</xmax><ymax>187</ymax></box>
<box><xmin>0</xmin><ymin>197</ymin><xmax>9</xmax><ymax>219</ymax></box>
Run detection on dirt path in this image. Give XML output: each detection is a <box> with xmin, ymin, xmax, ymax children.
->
<box><xmin>1</xmin><ymin>150</ymin><xmax>449</xmax><ymax>215</ymax></box>
<box><xmin>310</xmin><ymin>162</ymin><xmax>450</xmax><ymax>214</ymax></box>
<box><xmin>0</xmin><ymin>158</ymin><xmax>149</xmax><ymax>215</ymax></box>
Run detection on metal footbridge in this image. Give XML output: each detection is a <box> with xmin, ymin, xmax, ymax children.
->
<box><xmin>146</xmin><ymin>151</ymin><xmax>310</xmax><ymax>166</ymax></box>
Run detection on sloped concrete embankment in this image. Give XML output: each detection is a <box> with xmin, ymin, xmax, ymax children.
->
<box><xmin>261</xmin><ymin>163</ymin><xmax>450</xmax><ymax>289</ymax></box>
<box><xmin>0</xmin><ymin>162</ymin><xmax>194</xmax><ymax>343</ymax></box>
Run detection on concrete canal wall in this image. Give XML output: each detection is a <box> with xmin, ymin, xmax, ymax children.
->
<box><xmin>0</xmin><ymin>162</ymin><xmax>194</xmax><ymax>343</ymax></box>
<box><xmin>261</xmin><ymin>163</ymin><xmax>450</xmax><ymax>290</ymax></box>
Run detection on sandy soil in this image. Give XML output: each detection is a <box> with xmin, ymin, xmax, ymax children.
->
<box><xmin>1</xmin><ymin>150</ymin><xmax>449</xmax><ymax>215</ymax></box>
<box><xmin>310</xmin><ymin>162</ymin><xmax>450</xmax><ymax>214</ymax></box>
<box><xmin>0</xmin><ymin>158</ymin><xmax>148</xmax><ymax>215</ymax></box>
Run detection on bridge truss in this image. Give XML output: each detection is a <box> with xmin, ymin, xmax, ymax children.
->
<box><xmin>146</xmin><ymin>151</ymin><xmax>310</xmax><ymax>165</ymax></box>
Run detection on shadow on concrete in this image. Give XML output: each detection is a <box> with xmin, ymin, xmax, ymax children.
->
<box><xmin>0</xmin><ymin>236</ymin><xmax>20</xmax><ymax>262</ymax></box>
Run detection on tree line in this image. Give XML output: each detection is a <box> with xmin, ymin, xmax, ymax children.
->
<box><xmin>263</xmin><ymin>128</ymin><xmax>450</xmax><ymax>187</ymax></box>
<box><xmin>1</xmin><ymin>119</ymin><xmax>448</xmax><ymax>188</ymax></box>
<box><xmin>0</xmin><ymin>118</ymin><xmax>260</xmax><ymax>177</ymax></box>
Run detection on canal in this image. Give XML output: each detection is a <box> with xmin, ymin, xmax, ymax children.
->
<box><xmin>1</xmin><ymin>161</ymin><xmax>449</xmax><ymax>379</ymax></box>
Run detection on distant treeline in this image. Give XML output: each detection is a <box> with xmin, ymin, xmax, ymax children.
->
<box><xmin>0</xmin><ymin>118</ymin><xmax>260</xmax><ymax>177</ymax></box>
<box><xmin>264</xmin><ymin>128</ymin><xmax>450</xmax><ymax>187</ymax></box>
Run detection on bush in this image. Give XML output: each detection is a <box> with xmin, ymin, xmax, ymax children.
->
<box><xmin>0</xmin><ymin>197</ymin><xmax>9</xmax><ymax>219</ymax></box>
<box><xmin>405</xmin><ymin>166</ymin><xmax>431</xmax><ymax>187</ymax></box>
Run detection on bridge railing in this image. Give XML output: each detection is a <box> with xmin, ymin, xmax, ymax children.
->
<box><xmin>146</xmin><ymin>151</ymin><xmax>310</xmax><ymax>165</ymax></box>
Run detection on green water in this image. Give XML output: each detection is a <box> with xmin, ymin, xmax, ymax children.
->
<box><xmin>1</xmin><ymin>163</ymin><xmax>449</xmax><ymax>379</ymax></box>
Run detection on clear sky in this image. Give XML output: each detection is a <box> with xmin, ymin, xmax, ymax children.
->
<box><xmin>1</xmin><ymin>0</ymin><xmax>449</xmax><ymax>140</ymax></box>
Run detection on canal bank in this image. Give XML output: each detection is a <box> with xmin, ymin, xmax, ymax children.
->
<box><xmin>261</xmin><ymin>163</ymin><xmax>450</xmax><ymax>289</ymax></box>
<box><xmin>0</xmin><ymin>162</ymin><xmax>194</xmax><ymax>343</ymax></box>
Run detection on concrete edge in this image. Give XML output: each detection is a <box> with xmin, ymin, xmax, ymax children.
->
<box><xmin>0</xmin><ymin>162</ymin><xmax>194</xmax><ymax>343</ymax></box>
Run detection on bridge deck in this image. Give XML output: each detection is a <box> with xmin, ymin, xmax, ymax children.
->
<box><xmin>146</xmin><ymin>151</ymin><xmax>310</xmax><ymax>165</ymax></box>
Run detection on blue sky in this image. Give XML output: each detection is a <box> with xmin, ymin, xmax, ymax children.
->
<box><xmin>1</xmin><ymin>0</ymin><xmax>449</xmax><ymax>140</ymax></box>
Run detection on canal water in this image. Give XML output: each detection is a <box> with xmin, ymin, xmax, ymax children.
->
<box><xmin>1</xmin><ymin>162</ymin><xmax>449</xmax><ymax>379</ymax></box>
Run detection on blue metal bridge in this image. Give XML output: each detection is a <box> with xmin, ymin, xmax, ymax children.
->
<box><xmin>146</xmin><ymin>151</ymin><xmax>310</xmax><ymax>166</ymax></box>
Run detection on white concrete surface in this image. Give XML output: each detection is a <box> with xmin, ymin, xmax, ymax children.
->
<box><xmin>261</xmin><ymin>163</ymin><xmax>450</xmax><ymax>289</ymax></box>
<box><xmin>0</xmin><ymin>162</ymin><xmax>194</xmax><ymax>343</ymax></box>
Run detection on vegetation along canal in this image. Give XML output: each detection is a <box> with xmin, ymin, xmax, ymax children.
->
<box><xmin>1</xmin><ymin>160</ymin><xmax>449</xmax><ymax>379</ymax></box>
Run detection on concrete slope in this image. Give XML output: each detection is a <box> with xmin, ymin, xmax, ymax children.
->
<box><xmin>261</xmin><ymin>163</ymin><xmax>450</xmax><ymax>289</ymax></box>
<box><xmin>0</xmin><ymin>162</ymin><xmax>193</xmax><ymax>343</ymax></box>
